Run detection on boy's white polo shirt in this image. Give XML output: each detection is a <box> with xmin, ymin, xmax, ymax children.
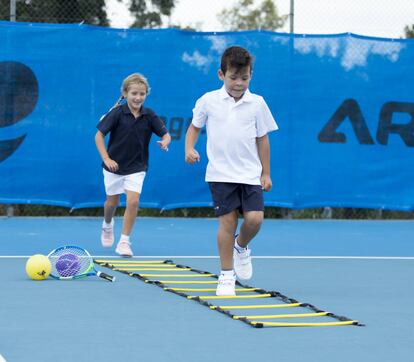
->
<box><xmin>192</xmin><ymin>86</ymin><xmax>278</xmax><ymax>185</ymax></box>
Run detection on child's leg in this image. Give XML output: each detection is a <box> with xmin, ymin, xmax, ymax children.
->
<box><xmin>121</xmin><ymin>190</ymin><xmax>140</xmax><ymax>237</ymax></box>
<box><xmin>115</xmin><ymin>172</ymin><xmax>145</xmax><ymax>257</ymax></box>
<box><xmin>233</xmin><ymin>210</ymin><xmax>263</xmax><ymax>280</ymax></box>
<box><xmin>104</xmin><ymin>195</ymin><xmax>119</xmax><ymax>223</ymax></box>
<box><xmin>115</xmin><ymin>190</ymin><xmax>139</xmax><ymax>257</ymax></box>
<box><xmin>217</xmin><ymin>210</ymin><xmax>238</xmax><ymax>270</ymax></box>
<box><xmin>101</xmin><ymin>194</ymin><xmax>119</xmax><ymax>248</ymax></box>
<box><xmin>237</xmin><ymin>210</ymin><xmax>264</xmax><ymax>247</ymax></box>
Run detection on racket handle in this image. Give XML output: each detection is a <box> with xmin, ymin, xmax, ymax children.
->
<box><xmin>97</xmin><ymin>271</ymin><xmax>116</xmax><ymax>282</ymax></box>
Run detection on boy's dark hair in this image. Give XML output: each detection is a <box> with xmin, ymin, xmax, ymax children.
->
<box><xmin>220</xmin><ymin>46</ymin><xmax>253</xmax><ymax>74</ymax></box>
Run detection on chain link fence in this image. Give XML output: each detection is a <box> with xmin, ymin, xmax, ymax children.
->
<box><xmin>0</xmin><ymin>0</ymin><xmax>413</xmax><ymax>218</ymax></box>
<box><xmin>0</xmin><ymin>0</ymin><xmax>108</xmax><ymax>25</ymax></box>
<box><xmin>0</xmin><ymin>0</ymin><xmax>413</xmax><ymax>37</ymax></box>
<box><xmin>169</xmin><ymin>0</ymin><xmax>413</xmax><ymax>38</ymax></box>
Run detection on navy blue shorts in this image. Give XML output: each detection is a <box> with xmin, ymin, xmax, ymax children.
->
<box><xmin>208</xmin><ymin>182</ymin><xmax>264</xmax><ymax>217</ymax></box>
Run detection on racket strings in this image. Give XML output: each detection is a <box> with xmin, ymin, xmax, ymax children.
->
<box><xmin>49</xmin><ymin>247</ymin><xmax>92</xmax><ymax>277</ymax></box>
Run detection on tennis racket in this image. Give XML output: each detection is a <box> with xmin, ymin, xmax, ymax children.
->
<box><xmin>48</xmin><ymin>245</ymin><xmax>115</xmax><ymax>282</ymax></box>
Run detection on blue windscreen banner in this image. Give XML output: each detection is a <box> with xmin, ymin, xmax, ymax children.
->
<box><xmin>0</xmin><ymin>21</ymin><xmax>413</xmax><ymax>210</ymax></box>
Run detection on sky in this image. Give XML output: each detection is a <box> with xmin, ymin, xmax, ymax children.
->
<box><xmin>106</xmin><ymin>0</ymin><xmax>414</xmax><ymax>38</ymax></box>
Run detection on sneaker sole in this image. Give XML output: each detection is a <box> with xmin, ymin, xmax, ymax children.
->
<box><xmin>234</xmin><ymin>268</ymin><xmax>253</xmax><ymax>280</ymax></box>
<box><xmin>115</xmin><ymin>250</ymin><xmax>133</xmax><ymax>258</ymax></box>
<box><xmin>216</xmin><ymin>292</ymin><xmax>236</xmax><ymax>296</ymax></box>
<box><xmin>235</xmin><ymin>274</ymin><xmax>252</xmax><ymax>280</ymax></box>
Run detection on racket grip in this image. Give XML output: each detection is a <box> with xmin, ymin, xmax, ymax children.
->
<box><xmin>97</xmin><ymin>271</ymin><xmax>116</xmax><ymax>282</ymax></box>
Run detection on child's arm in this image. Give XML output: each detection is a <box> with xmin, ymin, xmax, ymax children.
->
<box><xmin>257</xmin><ymin>134</ymin><xmax>272</xmax><ymax>191</ymax></box>
<box><xmin>156</xmin><ymin>132</ymin><xmax>171</xmax><ymax>151</ymax></box>
<box><xmin>95</xmin><ymin>130</ymin><xmax>119</xmax><ymax>172</ymax></box>
<box><xmin>185</xmin><ymin>124</ymin><xmax>201</xmax><ymax>163</ymax></box>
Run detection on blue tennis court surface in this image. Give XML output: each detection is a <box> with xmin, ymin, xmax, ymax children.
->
<box><xmin>1</xmin><ymin>217</ymin><xmax>413</xmax><ymax>362</ymax></box>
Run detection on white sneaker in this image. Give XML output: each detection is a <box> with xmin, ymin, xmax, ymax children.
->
<box><xmin>216</xmin><ymin>273</ymin><xmax>236</xmax><ymax>296</ymax></box>
<box><xmin>115</xmin><ymin>240</ymin><xmax>133</xmax><ymax>257</ymax></box>
<box><xmin>101</xmin><ymin>219</ymin><xmax>114</xmax><ymax>248</ymax></box>
<box><xmin>233</xmin><ymin>239</ymin><xmax>253</xmax><ymax>280</ymax></box>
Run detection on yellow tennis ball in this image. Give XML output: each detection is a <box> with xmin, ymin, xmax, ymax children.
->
<box><xmin>25</xmin><ymin>254</ymin><xmax>52</xmax><ymax>280</ymax></box>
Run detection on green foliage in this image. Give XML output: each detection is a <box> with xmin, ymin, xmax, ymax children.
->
<box><xmin>0</xmin><ymin>0</ymin><xmax>108</xmax><ymax>25</ymax></box>
<box><xmin>405</xmin><ymin>24</ymin><xmax>414</xmax><ymax>38</ymax></box>
<box><xmin>0</xmin><ymin>0</ymin><xmax>178</xmax><ymax>29</ymax></box>
<box><xmin>128</xmin><ymin>0</ymin><xmax>175</xmax><ymax>28</ymax></box>
<box><xmin>2</xmin><ymin>204</ymin><xmax>414</xmax><ymax>220</ymax></box>
<box><xmin>218</xmin><ymin>0</ymin><xmax>286</xmax><ymax>31</ymax></box>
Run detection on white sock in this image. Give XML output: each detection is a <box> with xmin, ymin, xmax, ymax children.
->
<box><xmin>220</xmin><ymin>269</ymin><xmax>234</xmax><ymax>277</ymax></box>
<box><xmin>234</xmin><ymin>237</ymin><xmax>247</xmax><ymax>252</ymax></box>
<box><xmin>103</xmin><ymin>219</ymin><xmax>113</xmax><ymax>228</ymax></box>
<box><xmin>120</xmin><ymin>234</ymin><xmax>130</xmax><ymax>243</ymax></box>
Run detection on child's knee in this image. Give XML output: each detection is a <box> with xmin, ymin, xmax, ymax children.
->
<box><xmin>105</xmin><ymin>196</ymin><xmax>119</xmax><ymax>208</ymax></box>
<box><xmin>126</xmin><ymin>196</ymin><xmax>140</xmax><ymax>209</ymax></box>
<box><xmin>219</xmin><ymin>211</ymin><xmax>238</xmax><ymax>231</ymax></box>
<box><xmin>244</xmin><ymin>211</ymin><xmax>264</xmax><ymax>228</ymax></box>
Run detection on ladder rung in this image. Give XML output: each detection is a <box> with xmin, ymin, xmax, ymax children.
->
<box><xmin>158</xmin><ymin>280</ymin><xmax>218</xmax><ymax>284</ymax></box>
<box><xmin>140</xmin><ymin>274</ymin><xmax>214</xmax><ymax>278</ymax></box>
<box><xmin>188</xmin><ymin>294</ymin><xmax>272</xmax><ymax>300</ymax></box>
<box><xmin>234</xmin><ymin>312</ymin><xmax>328</xmax><ymax>319</ymax></box>
<box><xmin>110</xmin><ymin>264</ymin><xmax>178</xmax><ymax>268</ymax></box>
<box><xmin>165</xmin><ymin>287</ymin><xmax>258</xmax><ymax>292</ymax></box>
<box><xmin>210</xmin><ymin>303</ymin><xmax>301</xmax><ymax>310</ymax></box>
<box><xmin>114</xmin><ymin>268</ymin><xmax>190</xmax><ymax>271</ymax></box>
<box><xmin>251</xmin><ymin>321</ymin><xmax>358</xmax><ymax>327</ymax></box>
<box><xmin>94</xmin><ymin>260</ymin><xmax>167</xmax><ymax>264</ymax></box>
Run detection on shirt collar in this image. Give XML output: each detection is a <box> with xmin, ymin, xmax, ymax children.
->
<box><xmin>121</xmin><ymin>103</ymin><xmax>150</xmax><ymax>116</ymax></box>
<box><xmin>219</xmin><ymin>86</ymin><xmax>253</xmax><ymax>103</ymax></box>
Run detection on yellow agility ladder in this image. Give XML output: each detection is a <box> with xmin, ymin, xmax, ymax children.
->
<box><xmin>94</xmin><ymin>259</ymin><xmax>364</xmax><ymax>328</ymax></box>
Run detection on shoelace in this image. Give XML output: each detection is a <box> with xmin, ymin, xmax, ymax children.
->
<box><xmin>102</xmin><ymin>230</ymin><xmax>113</xmax><ymax>240</ymax></box>
<box><xmin>219</xmin><ymin>276</ymin><xmax>235</xmax><ymax>285</ymax></box>
<box><xmin>118</xmin><ymin>240</ymin><xmax>131</xmax><ymax>246</ymax></box>
<box><xmin>235</xmin><ymin>249</ymin><xmax>251</xmax><ymax>262</ymax></box>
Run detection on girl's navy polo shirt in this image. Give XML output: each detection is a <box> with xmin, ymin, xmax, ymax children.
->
<box><xmin>97</xmin><ymin>104</ymin><xmax>167</xmax><ymax>175</ymax></box>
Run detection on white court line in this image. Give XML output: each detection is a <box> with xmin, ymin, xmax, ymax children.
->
<box><xmin>1</xmin><ymin>255</ymin><xmax>414</xmax><ymax>260</ymax></box>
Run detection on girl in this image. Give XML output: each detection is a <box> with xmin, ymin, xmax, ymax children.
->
<box><xmin>95</xmin><ymin>73</ymin><xmax>171</xmax><ymax>257</ymax></box>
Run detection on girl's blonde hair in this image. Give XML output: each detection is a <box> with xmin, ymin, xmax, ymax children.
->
<box><xmin>112</xmin><ymin>73</ymin><xmax>151</xmax><ymax>108</ymax></box>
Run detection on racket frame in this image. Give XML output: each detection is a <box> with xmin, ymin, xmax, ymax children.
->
<box><xmin>48</xmin><ymin>245</ymin><xmax>115</xmax><ymax>282</ymax></box>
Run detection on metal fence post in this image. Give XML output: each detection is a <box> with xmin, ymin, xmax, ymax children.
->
<box><xmin>6</xmin><ymin>205</ymin><xmax>14</xmax><ymax>217</ymax></box>
<box><xmin>10</xmin><ymin>0</ymin><xmax>16</xmax><ymax>21</ymax></box>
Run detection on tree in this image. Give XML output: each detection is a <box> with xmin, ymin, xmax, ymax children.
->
<box><xmin>0</xmin><ymin>0</ymin><xmax>109</xmax><ymax>26</ymax></box>
<box><xmin>218</xmin><ymin>0</ymin><xmax>286</xmax><ymax>31</ymax></box>
<box><xmin>404</xmin><ymin>24</ymin><xmax>414</xmax><ymax>38</ymax></box>
<box><xmin>128</xmin><ymin>0</ymin><xmax>175</xmax><ymax>28</ymax></box>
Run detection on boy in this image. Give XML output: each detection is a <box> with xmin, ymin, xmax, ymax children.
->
<box><xmin>185</xmin><ymin>46</ymin><xmax>278</xmax><ymax>296</ymax></box>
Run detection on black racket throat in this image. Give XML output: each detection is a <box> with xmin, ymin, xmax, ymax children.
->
<box><xmin>97</xmin><ymin>271</ymin><xmax>116</xmax><ymax>282</ymax></box>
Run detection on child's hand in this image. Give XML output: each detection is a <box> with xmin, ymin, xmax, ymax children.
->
<box><xmin>157</xmin><ymin>140</ymin><xmax>169</xmax><ymax>152</ymax></box>
<box><xmin>261</xmin><ymin>174</ymin><xmax>272</xmax><ymax>192</ymax></box>
<box><xmin>104</xmin><ymin>158</ymin><xmax>119</xmax><ymax>172</ymax></box>
<box><xmin>185</xmin><ymin>148</ymin><xmax>200</xmax><ymax>164</ymax></box>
